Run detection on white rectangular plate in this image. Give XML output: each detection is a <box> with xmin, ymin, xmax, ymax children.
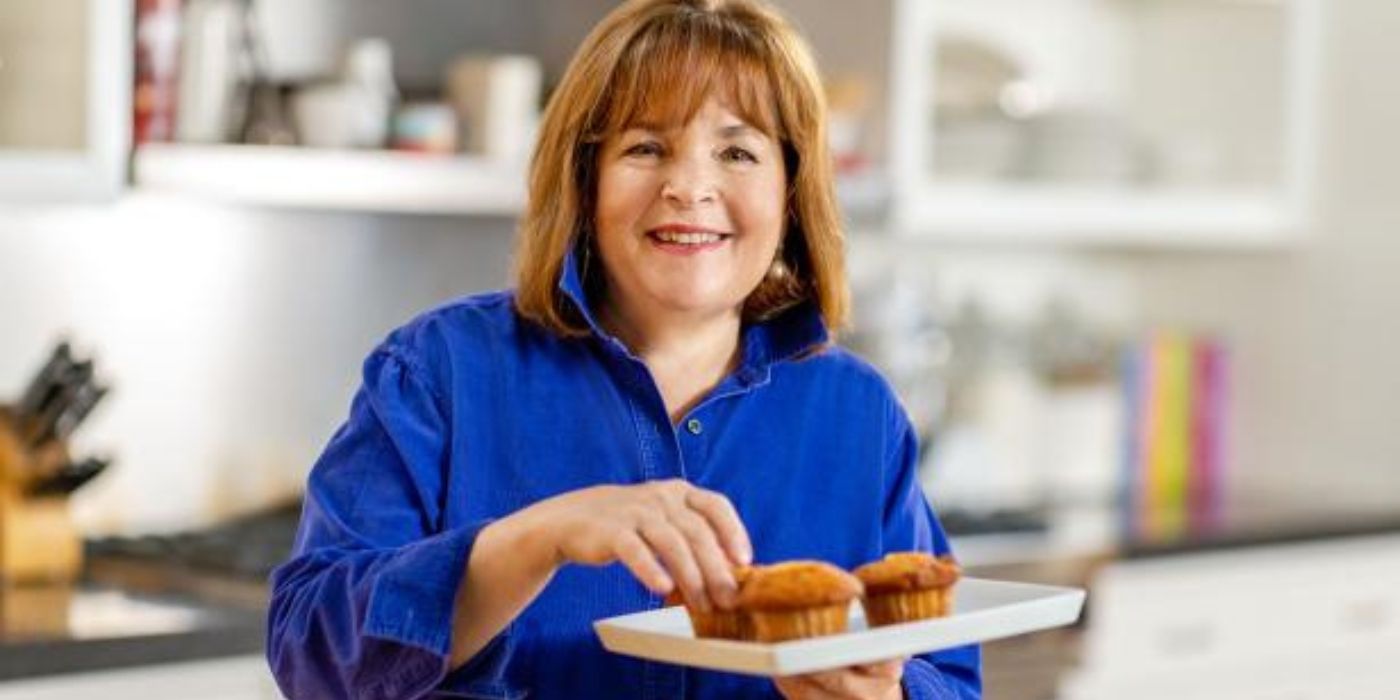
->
<box><xmin>595</xmin><ymin>577</ymin><xmax>1085</xmax><ymax>676</ymax></box>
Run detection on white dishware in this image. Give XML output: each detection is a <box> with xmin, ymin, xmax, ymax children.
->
<box><xmin>595</xmin><ymin>577</ymin><xmax>1085</xmax><ymax>676</ymax></box>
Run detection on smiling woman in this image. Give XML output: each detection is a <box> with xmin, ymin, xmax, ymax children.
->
<box><xmin>265</xmin><ymin>2</ymin><xmax>981</xmax><ymax>699</ymax></box>
<box><xmin>513</xmin><ymin>0</ymin><xmax>847</xmax><ymax>338</ymax></box>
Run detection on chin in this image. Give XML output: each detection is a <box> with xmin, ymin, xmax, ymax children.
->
<box><xmin>652</xmin><ymin>289</ymin><xmax>743</xmax><ymax>317</ymax></box>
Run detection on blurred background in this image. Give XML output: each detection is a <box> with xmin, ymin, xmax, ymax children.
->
<box><xmin>0</xmin><ymin>0</ymin><xmax>1397</xmax><ymax>697</ymax></box>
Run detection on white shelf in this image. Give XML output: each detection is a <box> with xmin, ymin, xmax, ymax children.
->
<box><xmin>893</xmin><ymin>184</ymin><xmax>1306</xmax><ymax>249</ymax></box>
<box><xmin>132</xmin><ymin>144</ymin><xmax>527</xmax><ymax>215</ymax></box>
<box><xmin>134</xmin><ymin>143</ymin><xmax>891</xmax><ymax>222</ymax></box>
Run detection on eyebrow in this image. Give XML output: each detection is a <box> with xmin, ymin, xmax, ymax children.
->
<box><xmin>623</xmin><ymin>122</ymin><xmax>760</xmax><ymax>138</ymax></box>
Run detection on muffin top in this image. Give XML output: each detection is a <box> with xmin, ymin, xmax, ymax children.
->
<box><xmin>853</xmin><ymin>552</ymin><xmax>961</xmax><ymax>595</ymax></box>
<box><xmin>737</xmin><ymin>560</ymin><xmax>864</xmax><ymax>611</ymax></box>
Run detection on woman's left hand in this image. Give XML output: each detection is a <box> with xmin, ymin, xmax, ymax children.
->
<box><xmin>772</xmin><ymin>658</ymin><xmax>905</xmax><ymax>699</ymax></box>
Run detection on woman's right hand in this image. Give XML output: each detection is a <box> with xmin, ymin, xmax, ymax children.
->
<box><xmin>526</xmin><ymin>479</ymin><xmax>753</xmax><ymax>611</ymax></box>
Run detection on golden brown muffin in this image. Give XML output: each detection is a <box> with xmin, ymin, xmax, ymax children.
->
<box><xmin>735</xmin><ymin>560</ymin><xmax>863</xmax><ymax>642</ymax></box>
<box><xmin>667</xmin><ymin>565</ymin><xmax>757</xmax><ymax>640</ymax></box>
<box><xmin>853</xmin><ymin>552</ymin><xmax>960</xmax><ymax>627</ymax></box>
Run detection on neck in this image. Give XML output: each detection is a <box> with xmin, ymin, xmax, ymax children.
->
<box><xmin>599</xmin><ymin>296</ymin><xmax>743</xmax><ymax>422</ymax></box>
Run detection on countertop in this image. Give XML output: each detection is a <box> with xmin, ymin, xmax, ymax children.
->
<box><xmin>0</xmin><ymin>579</ymin><xmax>263</xmax><ymax>681</ymax></box>
<box><xmin>3</xmin><ymin>496</ymin><xmax>1395</xmax><ymax>691</ymax></box>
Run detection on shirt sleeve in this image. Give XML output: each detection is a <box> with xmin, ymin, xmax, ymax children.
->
<box><xmin>881</xmin><ymin>407</ymin><xmax>984</xmax><ymax>700</ymax></box>
<box><xmin>266</xmin><ymin>344</ymin><xmax>513</xmax><ymax>700</ymax></box>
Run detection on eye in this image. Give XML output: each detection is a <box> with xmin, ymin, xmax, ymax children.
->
<box><xmin>622</xmin><ymin>140</ymin><xmax>663</xmax><ymax>158</ymax></box>
<box><xmin>720</xmin><ymin>145</ymin><xmax>759</xmax><ymax>164</ymax></box>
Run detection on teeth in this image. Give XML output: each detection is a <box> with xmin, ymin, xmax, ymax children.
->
<box><xmin>653</xmin><ymin>231</ymin><xmax>723</xmax><ymax>245</ymax></box>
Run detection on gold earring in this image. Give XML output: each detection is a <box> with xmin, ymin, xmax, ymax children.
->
<box><xmin>767</xmin><ymin>256</ymin><xmax>790</xmax><ymax>281</ymax></box>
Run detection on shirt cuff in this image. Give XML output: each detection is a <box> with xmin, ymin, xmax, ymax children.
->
<box><xmin>361</xmin><ymin>518</ymin><xmax>526</xmax><ymax>697</ymax></box>
<box><xmin>359</xmin><ymin>519</ymin><xmax>496</xmax><ymax>696</ymax></box>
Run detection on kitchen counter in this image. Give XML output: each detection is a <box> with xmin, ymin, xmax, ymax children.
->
<box><xmin>0</xmin><ymin>582</ymin><xmax>263</xmax><ymax>682</ymax></box>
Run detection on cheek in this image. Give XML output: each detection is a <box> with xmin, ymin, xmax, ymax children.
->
<box><xmin>595</xmin><ymin>167</ymin><xmax>653</xmax><ymax>235</ymax></box>
<box><xmin>737</xmin><ymin>175</ymin><xmax>788</xmax><ymax>250</ymax></box>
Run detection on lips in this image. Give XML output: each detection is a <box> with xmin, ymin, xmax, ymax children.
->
<box><xmin>646</xmin><ymin>224</ymin><xmax>733</xmax><ymax>249</ymax></box>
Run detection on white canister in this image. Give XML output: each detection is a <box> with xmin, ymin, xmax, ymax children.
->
<box><xmin>445</xmin><ymin>55</ymin><xmax>543</xmax><ymax>162</ymax></box>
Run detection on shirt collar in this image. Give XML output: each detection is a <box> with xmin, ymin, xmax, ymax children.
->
<box><xmin>555</xmin><ymin>244</ymin><xmax>830</xmax><ymax>373</ymax></box>
<box><xmin>558</xmin><ymin>244</ymin><xmax>607</xmax><ymax>335</ymax></box>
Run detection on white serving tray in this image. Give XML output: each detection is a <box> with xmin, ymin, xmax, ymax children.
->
<box><xmin>595</xmin><ymin>577</ymin><xmax>1085</xmax><ymax>676</ymax></box>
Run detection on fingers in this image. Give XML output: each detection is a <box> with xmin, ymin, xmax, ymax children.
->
<box><xmin>684</xmin><ymin>487</ymin><xmax>753</xmax><ymax>566</ymax></box>
<box><xmin>852</xmin><ymin>658</ymin><xmax>904</xmax><ymax>681</ymax></box>
<box><xmin>649</xmin><ymin>481</ymin><xmax>748</xmax><ymax>610</ymax></box>
<box><xmin>613</xmin><ymin>529</ymin><xmax>673</xmax><ymax>595</ymax></box>
<box><xmin>773</xmin><ymin>674</ymin><xmax>843</xmax><ymax>700</ymax></box>
<box><xmin>637</xmin><ymin>513</ymin><xmax>710</xmax><ymax>610</ymax></box>
<box><xmin>779</xmin><ymin>659</ymin><xmax>906</xmax><ymax>699</ymax></box>
<box><xmin>665</xmin><ymin>500</ymin><xmax>740</xmax><ymax>608</ymax></box>
<box><xmin>803</xmin><ymin>669</ymin><xmax>862</xmax><ymax>697</ymax></box>
<box><xmin>558</xmin><ymin>480</ymin><xmax>750</xmax><ymax>610</ymax></box>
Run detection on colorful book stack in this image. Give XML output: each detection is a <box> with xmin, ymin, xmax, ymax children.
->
<box><xmin>1120</xmin><ymin>332</ymin><xmax>1229</xmax><ymax>542</ymax></box>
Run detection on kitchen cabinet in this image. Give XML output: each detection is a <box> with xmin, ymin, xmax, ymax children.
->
<box><xmin>0</xmin><ymin>0</ymin><xmax>131</xmax><ymax>202</ymax></box>
<box><xmin>1062</xmin><ymin>530</ymin><xmax>1400</xmax><ymax>699</ymax></box>
<box><xmin>888</xmin><ymin>0</ymin><xmax>1322</xmax><ymax>247</ymax></box>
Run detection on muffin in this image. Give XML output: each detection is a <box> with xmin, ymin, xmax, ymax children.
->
<box><xmin>735</xmin><ymin>560</ymin><xmax>863</xmax><ymax>642</ymax></box>
<box><xmin>667</xmin><ymin>565</ymin><xmax>756</xmax><ymax>640</ymax></box>
<box><xmin>853</xmin><ymin>552</ymin><xmax>961</xmax><ymax>627</ymax></box>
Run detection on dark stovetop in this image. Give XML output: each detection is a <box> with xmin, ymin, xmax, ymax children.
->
<box><xmin>85</xmin><ymin>498</ymin><xmax>301</xmax><ymax>582</ymax></box>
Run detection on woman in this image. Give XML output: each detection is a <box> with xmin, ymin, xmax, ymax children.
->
<box><xmin>267</xmin><ymin>1</ymin><xmax>981</xmax><ymax>698</ymax></box>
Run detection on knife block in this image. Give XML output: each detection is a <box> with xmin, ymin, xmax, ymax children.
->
<box><xmin>0</xmin><ymin>407</ymin><xmax>83</xmax><ymax>585</ymax></box>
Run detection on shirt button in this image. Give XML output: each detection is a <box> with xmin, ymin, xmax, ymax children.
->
<box><xmin>685</xmin><ymin>418</ymin><xmax>703</xmax><ymax>435</ymax></box>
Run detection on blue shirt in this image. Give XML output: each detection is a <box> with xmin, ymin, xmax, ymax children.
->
<box><xmin>267</xmin><ymin>252</ymin><xmax>982</xmax><ymax>699</ymax></box>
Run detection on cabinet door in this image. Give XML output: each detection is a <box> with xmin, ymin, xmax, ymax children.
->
<box><xmin>0</xmin><ymin>0</ymin><xmax>131</xmax><ymax>202</ymax></box>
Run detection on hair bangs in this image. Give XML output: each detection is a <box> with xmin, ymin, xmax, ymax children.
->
<box><xmin>595</xmin><ymin>12</ymin><xmax>780</xmax><ymax>140</ymax></box>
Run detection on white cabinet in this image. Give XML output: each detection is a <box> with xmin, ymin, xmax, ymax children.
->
<box><xmin>888</xmin><ymin>0</ymin><xmax>1322</xmax><ymax>247</ymax></box>
<box><xmin>0</xmin><ymin>0</ymin><xmax>131</xmax><ymax>202</ymax></box>
<box><xmin>1061</xmin><ymin>534</ymin><xmax>1400</xmax><ymax>699</ymax></box>
<box><xmin>0</xmin><ymin>656</ymin><xmax>279</xmax><ymax>700</ymax></box>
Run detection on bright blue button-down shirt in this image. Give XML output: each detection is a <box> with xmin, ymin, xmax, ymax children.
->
<box><xmin>267</xmin><ymin>252</ymin><xmax>982</xmax><ymax>699</ymax></box>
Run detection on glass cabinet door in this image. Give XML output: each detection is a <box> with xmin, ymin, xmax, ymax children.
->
<box><xmin>0</xmin><ymin>0</ymin><xmax>130</xmax><ymax>202</ymax></box>
<box><xmin>890</xmin><ymin>0</ymin><xmax>1321</xmax><ymax>245</ymax></box>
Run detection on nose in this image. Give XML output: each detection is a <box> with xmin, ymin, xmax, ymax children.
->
<box><xmin>660</xmin><ymin>154</ymin><xmax>717</xmax><ymax>208</ymax></box>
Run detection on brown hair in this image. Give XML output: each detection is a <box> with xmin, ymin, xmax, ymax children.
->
<box><xmin>512</xmin><ymin>0</ymin><xmax>849</xmax><ymax>337</ymax></box>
